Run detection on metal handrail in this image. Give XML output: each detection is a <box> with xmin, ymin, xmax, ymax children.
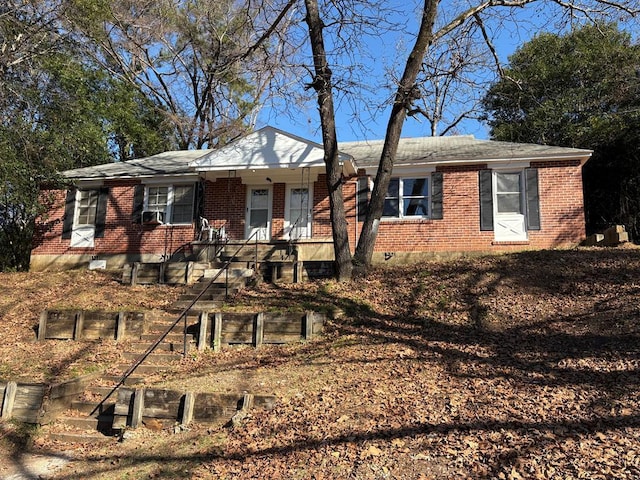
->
<box><xmin>90</xmin><ymin>230</ymin><xmax>260</xmax><ymax>416</ymax></box>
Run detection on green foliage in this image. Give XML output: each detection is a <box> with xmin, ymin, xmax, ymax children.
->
<box><xmin>483</xmin><ymin>23</ymin><xmax>640</xmax><ymax>239</ymax></box>
<box><xmin>63</xmin><ymin>0</ymin><xmax>262</xmax><ymax>149</ymax></box>
<box><xmin>0</xmin><ymin>4</ymin><xmax>173</xmax><ymax>271</ymax></box>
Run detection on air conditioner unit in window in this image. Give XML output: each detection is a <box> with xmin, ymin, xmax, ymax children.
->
<box><xmin>142</xmin><ymin>210</ymin><xmax>165</xmax><ymax>225</ymax></box>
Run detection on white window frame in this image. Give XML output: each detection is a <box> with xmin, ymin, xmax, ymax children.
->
<box><xmin>492</xmin><ymin>170</ymin><xmax>528</xmax><ymax>241</ymax></box>
<box><xmin>493</xmin><ymin>171</ymin><xmax>525</xmax><ymax>215</ymax></box>
<box><xmin>74</xmin><ymin>189</ymin><xmax>99</xmax><ymax>227</ymax></box>
<box><xmin>245</xmin><ymin>185</ymin><xmax>273</xmax><ymax>240</ymax></box>
<box><xmin>144</xmin><ymin>184</ymin><xmax>195</xmax><ymax>225</ymax></box>
<box><xmin>284</xmin><ymin>184</ymin><xmax>313</xmax><ymax>239</ymax></box>
<box><xmin>382</xmin><ymin>176</ymin><xmax>431</xmax><ymax>219</ymax></box>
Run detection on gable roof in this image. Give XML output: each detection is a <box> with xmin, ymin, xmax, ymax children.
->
<box><xmin>61</xmin><ymin>129</ymin><xmax>592</xmax><ymax>182</ymax></box>
<box><xmin>339</xmin><ymin>135</ymin><xmax>592</xmax><ymax>168</ymax></box>
<box><xmin>190</xmin><ymin>126</ymin><xmax>356</xmax><ymax>174</ymax></box>
<box><xmin>62</xmin><ymin>150</ymin><xmax>212</xmax><ymax>180</ymax></box>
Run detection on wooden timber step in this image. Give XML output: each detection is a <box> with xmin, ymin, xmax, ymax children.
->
<box><xmin>121</xmin><ymin>351</ymin><xmax>184</xmax><ymax>363</ymax></box>
<box><xmin>178</xmin><ymin>290</ymin><xmax>236</xmax><ymax>302</ymax></box>
<box><xmin>172</xmin><ymin>300</ymin><xmax>220</xmax><ymax>311</ymax></box>
<box><xmin>46</xmin><ymin>430</ymin><xmax>114</xmax><ymax>444</ymax></box>
<box><xmin>139</xmin><ymin>332</ymin><xmax>192</xmax><ymax>342</ymax></box>
<box><xmin>202</xmin><ymin>267</ymin><xmax>254</xmax><ymax>280</ymax></box>
<box><xmin>69</xmin><ymin>399</ymin><xmax>115</xmax><ymax>415</ymax></box>
<box><xmin>126</xmin><ymin>341</ymin><xmax>189</xmax><ymax>352</ymax></box>
<box><xmin>100</xmin><ymin>374</ymin><xmax>147</xmax><ymax>386</ymax></box>
<box><xmin>45</xmin><ymin>394</ymin><xmax>119</xmax><ymax>442</ymax></box>
<box><xmin>114</xmin><ymin>363</ymin><xmax>177</xmax><ymax>374</ymax></box>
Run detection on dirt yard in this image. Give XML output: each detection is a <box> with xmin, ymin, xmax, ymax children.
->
<box><xmin>1</xmin><ymin>247</ymin><xmax>639</xmax><ymax>479</ymax></box>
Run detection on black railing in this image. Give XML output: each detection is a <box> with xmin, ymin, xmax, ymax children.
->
<box><xmin>90</xmin><ymin>231</ymin><xmax>260</xmax><ymax>417</ymax></box>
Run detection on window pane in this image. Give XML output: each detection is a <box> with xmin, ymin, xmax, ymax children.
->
<box><xmin>251</xmin><ymin>189</ymin><xmax>269</xmax><ymax>209</ymax></box>
<box><xmin>496</xmin><ymin>173</ymin><xmax>521</xmax><ymax>193</ymax></box>
<box><xmin>291</xmin><ymin>188</ymin><xmax>308</xmax><ymax>209</ymax></box>
<box><xmin>77</xmin><ymin>190</ymin><xmax>98</xmax><ymax>225</ymax></box>
<box><xmin>148</xmin><ymin>186</ymin><xmax>168</xmax><ymax>212</ymax></box>
<box><xmin>497</xmin><ymin>193</ymin><xmax>521</xmax><ymax>213</ymax></box>
<box><xmin>173</xmin><ymin>185</ymin><xmax>194</xmax><ymax>205</ymax></box>
<box><xmin>403</xmin><ymin>198</ymin><xmax>429</xmax><ymax>216</ymax></box>
<box><xmin>250</xmin><ymin>209</ymin><xmax>268</xmax><ymax>228</ymax></box>
<box><xmin>290</xmin><ymin>208</ymin><xmax>308</xmax><ymax>225</ymax></box>
<box><xmin>172</xmin><ymin>185</ymin><xmax>194</xmax><ymax>223</ymax></box>
<box><xmin>403</xmin><ymin>178</ymin><xmax>428</xmax><ymax>197</ymax></box>
<box><xmin>386</xmin><ymin>178</ymin><xmax>399</xmax><ymax>198</ymax></box>
<box><xmin>383</xmin><ymin>198</ymin><xmax>399</xmax><ymax>217</ymax></box>
<box><xmin>172</xmin><ymin>205</ymin><xmax>192</xmax><ymax>223</ymax></box>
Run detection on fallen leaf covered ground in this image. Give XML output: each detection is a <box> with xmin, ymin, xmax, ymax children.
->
<box><xmin>1</xmin><ymin>248</ymin><xmax>639</xmax><ymax>479</ymax></box>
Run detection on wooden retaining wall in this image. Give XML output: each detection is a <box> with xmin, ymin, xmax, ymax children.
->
<box><xmin>196</xmin><ymin>311</ymin><xmax>325</xmax><ymax>351</ymax></box>
<box><xmin>0</xmin><ymin>374</ymin><xmax>96</xmax><ymax>424</ymax></box>
<box><xmin>38</xmin><ymin>310</ymin><xmax>145</xmax><ymax>341</ymax></box>
<box><xmin>113</xmin><ymin>388</ymin><xmax>275</xmax><ymax>429</ymax></box>
<box><xmin>123</xmin><ymin>262</ymin><xmax>206</xmax><ymax>285</ymax></box>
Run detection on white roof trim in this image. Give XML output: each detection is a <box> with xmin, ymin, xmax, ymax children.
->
<box><xmin>191</xmin><ymin>126</ymin><xmax>357</xmax><ymax>175</ymax></box>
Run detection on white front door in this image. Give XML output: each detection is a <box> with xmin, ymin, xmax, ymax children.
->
<box><xmin>246</xmin><ymin>187</ymin><xmax>272</xmax><ymax>240</ymax></box>
<box><xmin>285</xmin><ymin>186</ymin><xmax>312</xmax><ymax>239</ymax></box>
<box><xmin>493</xmin><ymin>172</ymin><xmax>527</xmax><ymax>241</ymax></box>
<box><xmin>71</xmin><ymin>190</ymin><xmax>98</xmax><ymax>248</ymax></box>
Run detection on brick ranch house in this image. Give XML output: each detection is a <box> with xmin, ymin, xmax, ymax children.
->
<box><xmin>30</xmin><ymin>126</ymin><xmax>592</xmax><ymax>275</ymax></box>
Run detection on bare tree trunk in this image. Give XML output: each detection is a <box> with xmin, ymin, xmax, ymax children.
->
<box><xmin>303</xmin><ymin>0</ymin><xmax>353</xmax><ymax>282</ymax></box>
<box><xmin>352</xmin><ymin>0</ymin><xmax>440</xmax><ymax>275</ymax></box>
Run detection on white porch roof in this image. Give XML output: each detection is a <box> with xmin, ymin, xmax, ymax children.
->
<box><xmin>190</xmin><ymin>126</ymin><xmax>356</xmax><ymax>182</ymax></box>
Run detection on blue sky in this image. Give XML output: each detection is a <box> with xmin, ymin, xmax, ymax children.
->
<box><xmin>255</xmin><ymin>2</ymin><xmax>637</xmax><ymax>144</ymax></box>
<box><xmin>256</xmin><ymin>4</ymin><xmax>537</xmax><ymax>143</ymax></box>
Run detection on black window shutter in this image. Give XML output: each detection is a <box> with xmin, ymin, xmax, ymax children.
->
<box><xmin>132</xmin><ymin>184</ymin><xmax>145</xmax><ymax>224</ymax></box>
<box><xmin>94</xmin><ymin>187</ymin><xmax>109</xmax><ymax>238</ymax></box>
<box><xmin>431</xmin><ymin>172</ymin><xmax>443</xmax><ymax>220</ymax></box>
<box><xmin>525</xmin><ymin>168</ymin><xmax>541</xmax><ymax>230</ymax></box>
<box><xmin>61</xmin><ymin>188</ymin><xmax>76</xmax><ymax>239</ymax></box>
<box><xmin>357</xmin><ymin>176</ymin><xmax>369</xmax><ymax>221</ymax></box>
<box><xmin>194</xmin><ymin>180</ymin><xmax>205</xmax><ymax>222</ymax></box>
<box><xmin>479</xmin><ymin>169</ymin><xmax>494</xmax><ymax>231</ymax></box>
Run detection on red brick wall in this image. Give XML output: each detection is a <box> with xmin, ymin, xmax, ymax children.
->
<box><xmin>32</xmin><ymin>160</ymin><xmax>586</xmax><ymax>262</ymax></box>
<box><xmin>272</xmin><ymin>183</ymin><xmax>286</xmax><ymax>239</ymax></box>
<box><xmin>203</xmin><ymin>177</ymin><xmax>245</xmax><ymax>239</ymax></box>
<box><xmin>32</xmin><ymin>180</ymin><xmax>196</xmax><ymax>259</ymax></box>
<box><xmin>529</xmin><ymin>160</ymin><xmax>586</xmax><ymax>246</ymax></box>
<box><xmin>366</xmin><ymin>161</ymin><xmax>585</xmax><ymax>253</ymax></box>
